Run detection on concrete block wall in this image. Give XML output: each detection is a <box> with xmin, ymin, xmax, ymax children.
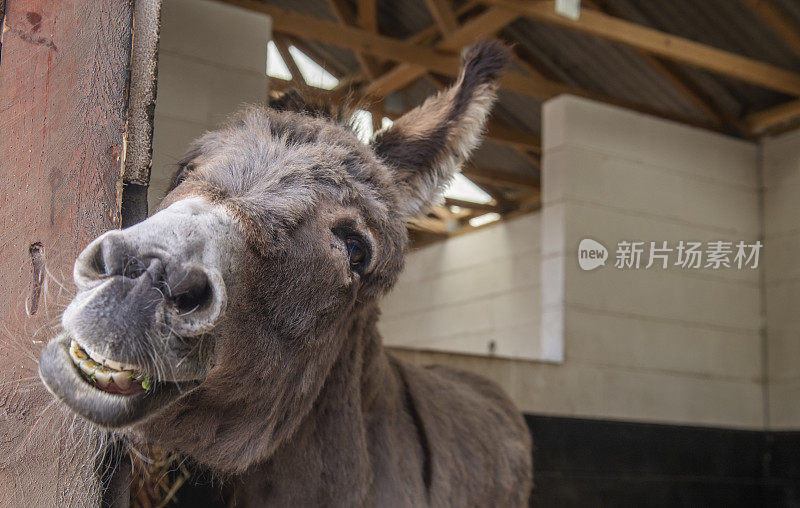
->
<box><xmin>762</xmin><ymin>129</ymin><xmax>800</xmax><ymax>429</ymax></box>
<box><xmin>380</xmin><ymin>213</ymin><xmax>542</xmax><ymax>360</ymax></box>
<box><xmin>149</xmin><ymin>0</ymin><xmax>270</xmax><ymax>212</ymax></box>
<box><xmin>387</xmin><ymin>95</ymin><xmax>766</xmax><ymax>429</ymax></box>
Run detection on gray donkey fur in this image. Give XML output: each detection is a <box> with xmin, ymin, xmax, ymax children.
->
<box><xmin>39</xmin><ymin>41</ymin><xmax>532</xmax><ymax>506</ymax></box>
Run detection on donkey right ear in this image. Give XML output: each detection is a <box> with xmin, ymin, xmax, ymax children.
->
<box><xmin>371</xmin><ymin>40</ymin><xmax>509</xmax><ymax>219</ymax></box>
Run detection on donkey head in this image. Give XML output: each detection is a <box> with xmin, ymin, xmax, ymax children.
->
<box><xmin>39</xmin><ymin>41</ymin><xmax>508</xmax><ymax>472</ymax></box>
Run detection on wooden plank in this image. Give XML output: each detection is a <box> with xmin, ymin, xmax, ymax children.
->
<box><xmin>0</xmin><ymin>0</ymin><xmax>133</xmax><ymax>505</ymax></box>
<box><xmin>485</xmin><ymin>0</ymin><xmax>800</xmax><ymax>96</ymax></box>
<box><xmin>741</xmin><ymin>0</ymin><xmax>800</xmax><ymax>59</ymax></box>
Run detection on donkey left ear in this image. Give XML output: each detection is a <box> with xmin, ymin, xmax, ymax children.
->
<box><xmin>371</xmin><ymin>40</ymin><xmax>509</xmax><ymax>218</ymax></box>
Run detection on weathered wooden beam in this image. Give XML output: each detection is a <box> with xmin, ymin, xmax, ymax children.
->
<box><xmin>484</xmin><ymin>0</ymin><xmax>800</xmax><ymax>96</ymax></box>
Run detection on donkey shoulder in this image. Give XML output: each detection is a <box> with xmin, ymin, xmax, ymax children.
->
<box><xmin>391</xmin><ymin>357</ymin><xmax>533</xmax><ymax>506</ymax></box>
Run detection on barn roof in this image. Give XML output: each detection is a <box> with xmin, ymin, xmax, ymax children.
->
<box><xmin>216</xmin><ymin>0</ymin><xmax>800</xmax><ymax>242</ymax></box>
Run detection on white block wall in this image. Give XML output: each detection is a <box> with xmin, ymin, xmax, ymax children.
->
<box><xmin>388</xmin><ymin>96</ymin><xmax>766</xmax><ymax>429</ymax></box>
<box><xmin>380</xmin><ymin>214</ymin><xmax>542</xmax><ymax>360</ymax></box>
<box><xmin>762</xmin><ymin>130</ymin><xmax>800</xmax><ymax>429</ymax></box>
<box><xmin>149</xmin><ymin>0</ymin><xmax>270</xmax><ymax>212</ymax></box>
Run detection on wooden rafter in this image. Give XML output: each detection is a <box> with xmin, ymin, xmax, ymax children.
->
<box><xmin>407</xmin><ymin>0</ymin><xmax>483</xmax><ymax>45</ymax></box>
<box><xmin>326</xmin><ymin>0</ymin><xmax>382</xmax><ymax>80</ymax></box>
<box><xmin>482</xmin><ymin>0</ymin><xmax>800</xmax><ymax>96</ymax></box>
<box><xmin>217</xmin><ymin>0</ymin><xmax>727</xmax><ymax>131</ymax></box>
<box><xmin>444</xmin><ymin>198</ymin><xmax>501</xmax><ymax>212</ymax></box>
<box><xmin>408</xmin><ymin>215</ymin><xmax>450</xmax><ymax>234</ymax></box>
<box><xmin>217</xmin><ymin>0</ymin><xmax>569</xmax><ymax>97</ymax></box>
<box><xmin>424</xmin><ymin>0</ymin><xmax>460</xmax><ymax>35</ymax></box>
<box><xmin>741</xmin><ymin>0</ymin><xmax>800</xmax><ymax>59</ymax></box>
<box><xmin>462</xmin><ymin>165</ymin><xmax>538</xmax><ymax>189</ymax></box>
<box><xmin>273</xmin><ymin>35</ymin><xmax>307</xmax><ymax>86</ymax></box>
<box><xmin>485</xmin><ymin>122</ymin><xmax>540</xmax><ymax>153</ymax></box>
<box><xmin>363</xmin><ymin>6</ymin><xmax>520</xmax><ymax>99</ymax></box>
<box><xmin>357</xmin><ymin>0</ymin><xmax>378</xmax><ymax>33</ymax></box>
<box><xmin>583</xmin><ymin>0</ymin><xmax>733</xmax><ymax>131</ymax></box>
<box><xmin>288</xmin><ymin>38</ymin><xmax>349</xmax><ymax>78</ymax></box>
<box><xmin>746</xmin><ymin>99</ymin><xmax>800</xmax><ymax>132</ymax></box>
<box><xmin>740</xmin><ymin>0</ymin><xmax>800</xmax><ymax>132</ymax></box>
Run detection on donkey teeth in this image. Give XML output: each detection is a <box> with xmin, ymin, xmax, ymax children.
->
<box><xmin>91</xmin><ymin>369</ymin><xmax>110</xmax><ymax>388</ymax></box>
<box><xmin>111</xmin><ymin>371</ymin><xmax>132</xmax><ymax>390</ymax></box>
<box><xmin>104</xmin><ymin>359</ymin><xmax>124</xmax><ymax>371</ymax></box>
<box><xmin>70</xmin><ymin>340</ymin><xmax>137</xmax><ymax>372</ymax></box>
<box><xmin>78</xmin><ymin>358</ymin><xmax>98</xmax><ymax>377</ymax></box>
<box><xmin>69</xmin><ymin>339</ymin><xmax>147</xmax><ymax>392</ymax></box>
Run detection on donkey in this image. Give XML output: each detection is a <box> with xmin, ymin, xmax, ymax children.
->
<box><xmin>39</xmin><ymin>41</ymin><xmax>532</xmax><ymax>506</ymax></box>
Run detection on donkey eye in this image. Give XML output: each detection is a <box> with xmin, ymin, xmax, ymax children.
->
<box><xmin>346</xmin><ymin>237</ymin><xmax>366</xmax><ymax>267</ymax></box>
<box><xmin>333</xmin><ymin>226</ymin><xmax>371</xmax><ymax>274</ymax></box>
<box><xmin>172</xmin><ymin>162</ymin><xmax>196</xmax><ymax>187</ymax></box>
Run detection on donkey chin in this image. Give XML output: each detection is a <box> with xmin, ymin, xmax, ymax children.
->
<box><xmin>39</xmin><ymin>197</ymin><xmax>239</xmax><ymax>428</ymax></box>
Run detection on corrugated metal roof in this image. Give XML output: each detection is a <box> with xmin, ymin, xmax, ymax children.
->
<box><xmin>259</xmin><ymin>0</ymin><xmax>800</xmax><ymax>177</ymax></box>
<box><xmin>603</xmin><ymin>0</ymin><xmax>796</xmax><ymax>115</ymax></box>
<box><xmin>502</xmin><ymin>17</ymin><xmax>708</xmax><ymax>123</ymax></box>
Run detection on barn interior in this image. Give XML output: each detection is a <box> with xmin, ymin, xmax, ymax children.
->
<box><xmin>136</xmin><ymin>0</ymin><xmax>800</xmax><ymax>505</ymax></box>
<box><xmin>3</xmin><ymin>0</ymin><xmax>800</xmax><ymax>505</ymax></box>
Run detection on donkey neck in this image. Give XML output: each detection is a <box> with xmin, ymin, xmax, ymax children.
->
<box><xmin>236</xmin><ymin>305</ymin><xmax>426</xmax><ymax>505</ymax></box>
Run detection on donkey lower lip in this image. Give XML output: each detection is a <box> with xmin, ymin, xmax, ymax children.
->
<box><xmin>39</xmin><ymin>333</ymin><xmax>200</xmax><ymax>428</ymax></box>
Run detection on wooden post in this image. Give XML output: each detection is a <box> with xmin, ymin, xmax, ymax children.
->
<box><xmin>0</xmin><ymin>0</ymin><xmax>157</xmax><ymax>505</ymax></box>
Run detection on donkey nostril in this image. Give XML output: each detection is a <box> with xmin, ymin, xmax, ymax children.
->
<box><xmin>121</xmin><ymin>257</ymin><xmax>147</xmax><ymax>279</ymax></box>
<box><xmin>90</xmin><ymin>244</ymin><xmax>107</xmax><ymax>278</ymax></box>
<box><xmin>170</xmin><ymin>268</ymin><xmax>212</xmax><ymax>314</ymax></box>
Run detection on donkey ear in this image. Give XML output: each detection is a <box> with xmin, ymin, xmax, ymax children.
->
<box><xmin>371</xmin><ymin>40</ymin><xmax>509</xmax><ymax>218</ymax></box>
